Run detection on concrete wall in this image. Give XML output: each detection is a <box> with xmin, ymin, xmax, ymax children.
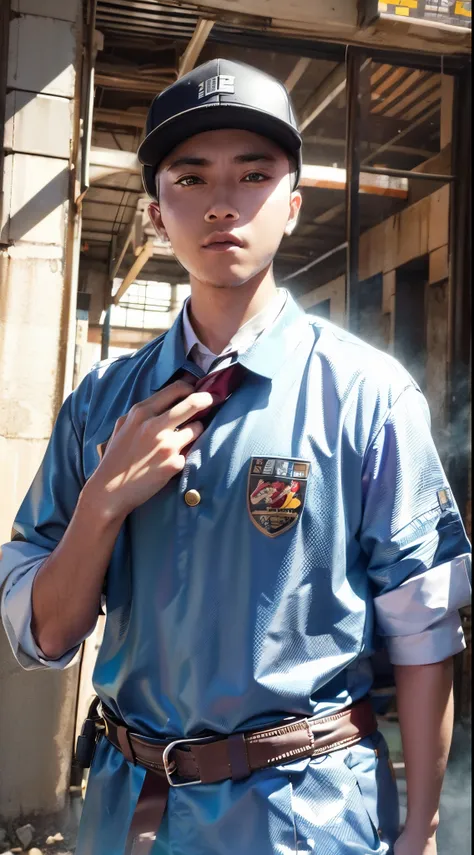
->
<box><xmin>0</xmin><ymin>0</ymin><xmax>83</xmax><ymax>819</ymax></box>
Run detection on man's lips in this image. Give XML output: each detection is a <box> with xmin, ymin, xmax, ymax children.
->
<box><xmin>202</xmin><ymin>232</ymin><xmax>244</xmax><ymax>251</ymax></box>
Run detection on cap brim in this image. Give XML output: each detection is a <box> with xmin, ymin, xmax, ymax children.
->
<box><xmin>138</xmin><ymin>104</ymin><xmax>302</xmax><ymax>197</ymax></box>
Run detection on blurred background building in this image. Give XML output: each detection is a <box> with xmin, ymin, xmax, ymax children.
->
<box><xmin>0</xmin><ymin>0</ymin><xmax>471</xmax><ymax>847</ymax></box>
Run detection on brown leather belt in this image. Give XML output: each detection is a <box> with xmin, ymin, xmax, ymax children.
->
<box><xmin>101</xmin><ymin>698</ymin><xmax>377</xmax><ymax>855</ymax></box>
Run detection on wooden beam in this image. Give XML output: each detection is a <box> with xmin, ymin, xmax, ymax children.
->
<box><xmin>94</xmin><ymin>108</ymin><xmax>148</xmax><ymax>128</ymax></box>
<box><xmin>112</xmin><ymin>241</ymin><xmax>155</xmax><ymax>305</ymax></box>
<box><xmin>90</xmin><ymin>147</ymin><xmax>140</xmax><ymax>177</ymax></box>
<box><xmin>95</xmin><ymin>71</ymin><xmax>173</xmax><ymax>93</ymax></box>
<box><xmin>284</xmin><ymin>57</ymin><xmax>311</xmax><ymax>93</ymax></box>
<box><xmin>96</xmin><ymin>61</ymin><xmax>176</xmax><ymax>76</ymax></box>
<box><xmin>299</xmin><ymin>64</ymin><xmax>346</xmax><ymax>132</ymax></box>
<box><xmin>384</xmin><ymin>75</ymin><xmax>440</xmax><ymax>118</ymax></box>
<box><xmin>404</xmin><ymin>86</ymin><xmax>442</xmax><ymax>122</ymax></box>
<box><xmin>370</xmin><ymin>63</ymin><xmax>393</xmax><ymax>87</ymax></box>
<box><xmin>178</xmin><ymin>18</ymin><xmax>215</xmax><ymax>79</ymax></box>
<box><xmin>300</xmin><ymin>58</ymin><xmax>370</xmax><ymax>132</ymax></box>
<box><xmin>82</xmin><ymin>230</ymin><xmax>116</xmax><ymax>243</ymax></box>
<box><xmin>371</xmin><ymin>69</ymin><xmax>424</xmax><ymax>114</ymax></box>
<box><xmin>300</xmin><ymin>164</ymin><xmax>408</xmax><ymax>198</ymax></box>
<box><xmin>111</xmin><ymin>217</ymin><xmax>135</xmax><ymax>280</ymax></box>
<box><xmin>372</xmin><ymin>65</ymin><xmax>407</xmax><ymax>99</ymax></box>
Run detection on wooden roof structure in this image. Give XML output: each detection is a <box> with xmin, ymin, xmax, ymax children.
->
<box><xmin>80</xmin><ymin>0</ymin><xmax>470</xmax><ymax>305</ymax></box>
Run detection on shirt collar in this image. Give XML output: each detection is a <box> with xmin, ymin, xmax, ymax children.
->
<box><xmin>182</xmin><ymin>289</ymin><xmax>286</xmax><ymax>370</ymax></box>
<box><xmin>150</xmin><ymin>289</ymin><xmax>310</xmax><ymax>391</ymax></box>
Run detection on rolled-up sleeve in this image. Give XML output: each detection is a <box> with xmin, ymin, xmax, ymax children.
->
<box><xmin>360</xmin><ymin>385</ymin><xmax>472</xmax><ymax>665</ymax></box>
<box><xmin>0</xmin><ymin>389</ymin><xmax>87</xmax><ymax>670</ymax></box>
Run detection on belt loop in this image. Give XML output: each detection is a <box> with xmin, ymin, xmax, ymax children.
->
<box><xmin>117</xmin><ymin>725</ymin><xmax>137</xmax><ymax>766</ymax></box>
<box><xmin>227</xmin><ymin>732</ymin><xmax>251</xmax><ymax>781</ymax></box>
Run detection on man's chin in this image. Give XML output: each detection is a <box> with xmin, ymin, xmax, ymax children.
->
<box><xmin>195</xmin><ymin>260</ymin><xmax>273</xmax><ymax>290</ymax></box>
<box><xmin>207</xmin><ymin>279</ymin><xmax>251</xmax><ymax>289</ymax></box>
<box><xmin>195</xmin><ymin>267</ymin><xmax>262</xmax><ymax>290</ymax></box>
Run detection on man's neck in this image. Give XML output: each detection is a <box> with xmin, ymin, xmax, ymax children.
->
<box><xmin>187</xmin><ymin>266</ymin><xmax>278</xmax><ymax>354</ymax></box>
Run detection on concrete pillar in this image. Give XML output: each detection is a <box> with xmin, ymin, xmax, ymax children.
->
<box><xmin>0</xmin><ymin>0</ymin><xmax>84</xmax><ymax>819</ymax></box>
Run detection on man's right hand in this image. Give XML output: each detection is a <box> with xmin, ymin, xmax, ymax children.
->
<box><xmin>29</xmin><ymin>378</ymin><xmax>214</xmax><ymax>660</ymax></box>
<box><xmin>85</xmin><ymin>380</ymin><xmax>213</xmax><ymax>522</ymax></box>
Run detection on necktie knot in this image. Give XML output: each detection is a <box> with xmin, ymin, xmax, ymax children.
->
<box><xmin>175</xmin><ymin>363</ymin><xmax>246</xmax><ymax>455</ymax></box>
<box><xmin>183</xmin><ymin>363</ymin><xmax>247</xmax><ymax>429</ymax></box>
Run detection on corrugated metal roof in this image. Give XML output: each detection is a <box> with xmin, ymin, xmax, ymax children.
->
<box><xmin>96</xmin><ymin>1</ymin><xmax>201</xmax><ymax>40</ymax></box>
<box><xmin>95</xmin><ymin>0</ymin><xmax>268</xmax><ymax>44</ymax></box>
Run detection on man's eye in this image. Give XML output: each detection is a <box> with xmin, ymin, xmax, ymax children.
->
<box><xmin>243</xmin><ymin>172</ymin><xmax>268</xmax><ymax>183</ymax></box>
<box><xmin>176</xmin><ymin>175</ymin><xmax>203</xmax><ymax>186</ymax></box>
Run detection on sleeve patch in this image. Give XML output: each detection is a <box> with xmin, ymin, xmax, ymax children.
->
<box><xmin>437</xmin><ymin>488</ymin><xmax>454</xmax><ymax>512</ymax></box>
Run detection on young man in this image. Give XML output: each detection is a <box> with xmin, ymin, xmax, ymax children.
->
<box><xmin>1</xmin><ymin>59</ymin><xmax>471</xmax><ymax>855</ymax></box>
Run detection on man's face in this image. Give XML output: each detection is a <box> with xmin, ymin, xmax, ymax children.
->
<box><xmin>149</xmin><ymin>128</ymin><xmax>302</xmax><ymax>289</ymax></box>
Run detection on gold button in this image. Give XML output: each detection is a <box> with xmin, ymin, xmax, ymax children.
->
<box><xmin>184</xmin><ymin>489</ymin><xmax>201</xmax><ymax>507</ymax></box>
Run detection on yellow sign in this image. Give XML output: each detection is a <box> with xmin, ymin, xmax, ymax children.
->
<box><xmin>390</xmin><ymin>0</ymin><xmax>418</xmax><ymax>7</ymax></box>
<box><xmin>380</xmin><ymin>0</ymin><xmax>471</xmax><ymax>25</ymax></box>
<box><xmin>455</xmin><ymin>1</ymin><xmax>472</xmax><ymax>18</ymax></box>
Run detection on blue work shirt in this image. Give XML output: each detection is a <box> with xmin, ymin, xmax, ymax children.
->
<box><xmin>1</xmin><ymin>291</ymin><xmax>471</xmax><ymax>855</ymax></box>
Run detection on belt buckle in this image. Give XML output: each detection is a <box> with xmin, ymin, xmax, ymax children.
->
<box><xmin>162</xmin><ymin>735</ymin><xmax>215</xmax><ymax>788</ymax></box>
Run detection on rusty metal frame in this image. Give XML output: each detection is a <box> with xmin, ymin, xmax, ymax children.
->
<box><xmin>448</xmin><ymin>68</ymin><xmax>472</xmax><ymax>724</ymax></box>
<box><xmin>101</xmin><ymin>235</ymin><xmax>117</xmax><ymax>360</ymax></box>
<box><xmin>80</xmin><ymin>0</ymin><xmax>98</xmax><ymax>198</ymax></box>
<box><xmin>0</xmin><ymin>0</ymin><xmax>11</xmax><ymax>233</ymax></box>
<box><xmin>362</xmin><ymin>164</ymin><xmax>455</xmax><ymax>182</ymax></box>
<box><xmin>178</xmin><ymin>18</ymin><xmax>215</xmax><ymax>77</ymax></box>
<box><xmin>448</xmin><ymin>66</ymin><xmax>472</xmax><ymax>523</ymax></box>
<box><xmin>344</xmin><ymin>48</ymin><xmax>364</xmax><ymax>333</ymax></box>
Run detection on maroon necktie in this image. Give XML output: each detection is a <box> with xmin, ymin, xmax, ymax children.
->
<box><xmin>181</xmin><ymin>361</ymin><xmax>247</xmax><ymax>431</ymax></box>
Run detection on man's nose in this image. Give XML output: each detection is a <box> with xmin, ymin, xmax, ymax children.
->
<box><xmin>204</xmin><ymin>201</ymin><xmax>239</xmax><ymax>223</ymax></box>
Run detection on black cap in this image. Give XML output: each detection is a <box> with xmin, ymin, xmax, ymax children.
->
<box><xmin>138</xmin><ymin>58</ymin><xmax>302</xmax><ymax>200</ymax></box>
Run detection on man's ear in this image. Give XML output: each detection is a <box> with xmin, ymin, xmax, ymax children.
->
<box><xmin>148</xmin><ymin>202</ymin><xmax>169</xmax><ymax>242</ymax></box>
<box><xmin>285</xmin><ymin>190</ymin><xmax>302</xmax><ymax>236</ymax></box>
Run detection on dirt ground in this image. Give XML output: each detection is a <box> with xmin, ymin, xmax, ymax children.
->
<box><xmin>0</xmin><ymin>796</ymin><xmax>80</xmax><ymax>855</ymax></box>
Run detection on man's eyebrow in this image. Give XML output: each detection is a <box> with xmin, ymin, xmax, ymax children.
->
<box><xmin>166</xmin><ymin>152</ymin><xmax>277</xmax><ymax>170</ymax></box>
<box><xmin>166</xmin><ymin>156</ymin><xmax>211</xmax><ymax>170</ymax></box>
<box><xmin>234</xmin><ymin>153</ymin><xmax>277</xmax><ymax>164</ymax></box>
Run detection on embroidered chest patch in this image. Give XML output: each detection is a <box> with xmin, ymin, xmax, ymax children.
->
<box><xmin>247</xmin><ymin>457</ymin><xmax>310</xmax><ymax>538</ymax></box>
